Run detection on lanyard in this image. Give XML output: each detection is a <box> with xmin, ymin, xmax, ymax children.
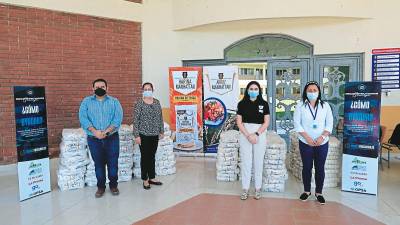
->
<box><xmin>307</xmin><ymin>103</ymin><xmax>318</xmax><ymax>120</ymax></box>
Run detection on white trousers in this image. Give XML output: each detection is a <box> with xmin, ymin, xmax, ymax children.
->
<box><xmin>239</xmin><ymin>123</ymin><xmax>267</xmax><ymax>190</ymax></box>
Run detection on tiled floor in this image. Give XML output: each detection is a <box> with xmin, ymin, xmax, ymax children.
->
<box><xmin>0</xmin><ymin>155</ymin><xmax>400</xmax><ymax>225</ymax></box>
<box><xmin>133</xmin><ymin>193</ymin><xmax>384</xmax><ymax>225</ymax></box>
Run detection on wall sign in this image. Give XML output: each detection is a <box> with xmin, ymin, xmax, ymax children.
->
<box><xmin>372</xmin><ymin>48</ymin><xmax>400</xmax><ymax>90</ymax></box>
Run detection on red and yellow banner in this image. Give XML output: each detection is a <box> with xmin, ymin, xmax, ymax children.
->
<box><xmin>169</xmin><ymin>67</ymin><xmax>203</xmax><ymax>151</ymax></box>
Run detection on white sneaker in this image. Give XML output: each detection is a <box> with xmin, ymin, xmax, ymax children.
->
<box><xmin>254</xmin><ymin>190</ymin><xmax>262</xmax><ymax>200</ymax></box>
<box><xmin>240</xmin><ymin>191</ymin><xmax>249</xmax><ymax>200</ymax></box>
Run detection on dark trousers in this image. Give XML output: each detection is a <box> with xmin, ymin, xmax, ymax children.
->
<box><xmin>139</xmin><ymin>134</ymin><xmax>159</xmax><ymax>181</ymax></box>
<box><xmin>87</xmin><ymin>133</ymin><xmax>119</xmax><ymax>189</ymax></box>
<box><xmin>299</xmin><ymin>141</ymin><xmax>329</xmax><ymax>194</ymax></box>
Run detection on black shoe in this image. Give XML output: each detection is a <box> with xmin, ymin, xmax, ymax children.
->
<box><xmin>299</xmin><ymin>192</ymin><xmax>311</xmax><ymax>201</ymax></box>
<box><xmin>149</xmin><ymin>180</ymin><xmax>163</xmax><ymax>186</ymax></box>
<box><xmin>143</xmin><ymin>182</ymin><xmax>151</xmax><ymax>190</ymax></box>
<box><xmin>315</xmin><ymin>194</ymin><xmax>326</xmax><ymax>205</ymax></box>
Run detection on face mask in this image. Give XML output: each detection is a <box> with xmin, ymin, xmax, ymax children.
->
<box><xmin>307</xmin><ymin>92</ymin><xmax>319</xmax><ymax>101</ymax></box>
<box><xmin>143</xmin><ymin>90</ymin><xmax>153</xmax><ymax>98</ymax></box>
<box><xmin>94</xmin><ymin>88</ymin><xmax>106</xmax><ymax>97</ymax></box>
<box><xmin>248</xmin><ymin>90</ymin><xmax>259</xmax><ymax>99</ymax></box>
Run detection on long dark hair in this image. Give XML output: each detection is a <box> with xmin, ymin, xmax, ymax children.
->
<box><xmin>302</xmin><ymin>81</ymin><xmax>324</xmax><ymax>107</ymax></box>
<box><xmin>241</xmin><ymin>81</ymin><xmax>265</xmax><ymax>103</ymax></box>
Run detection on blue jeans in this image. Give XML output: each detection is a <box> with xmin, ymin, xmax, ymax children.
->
<box><xmin>87</xmin><ymin>133</ymin><xmax>119</xmax><ymax>189</ymax></box>
<box><xmin>299</xmin><ymin>141</ymin><xmax>328</xmax><ymax>194</ymax></box>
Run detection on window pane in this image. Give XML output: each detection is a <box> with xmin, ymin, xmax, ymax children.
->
<box><xmin>322</xmin><ymin>66</ymin><xmax>350</xmax><ymax>135</ymax></box>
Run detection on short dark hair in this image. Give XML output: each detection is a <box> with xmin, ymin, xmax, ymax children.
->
<box><xmin>92</xmin><ymin>79</ymin><xmax>108</xmax><ymax>88</ymax></box>
<box><xmin>142</xmin><ymin>82</ymin><xmax>153</xmax><ymax>90</ymax></box>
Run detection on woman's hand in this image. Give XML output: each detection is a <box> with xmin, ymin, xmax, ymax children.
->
<box><xmin>305</xmin><ymin>136</ymin><xmax>316</xmax><ymax>146</ymax></box>
<box><xmin>159</xmin><ymin>133</ymin><xmax>164</xmax><ymax>140</ymax></box>
<box><xmin>135</xmin><ymin>137</ymin><xmax>141</xmax><ymax>145</ymax></box>
<box><xmin>247</xmin><ymin>134</ymin><xmax>258</xmax><ymax>144</ymax></box>
<box><xmin>314</xmin><ymin>136</ymin><xmax>325</xmax><ymax>146</ymax></box>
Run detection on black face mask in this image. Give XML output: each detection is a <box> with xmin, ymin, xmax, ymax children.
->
<box><xmin>94</xmin><ymin>88</ymin><xmax>106</xmax><ymax>97</ymax></box>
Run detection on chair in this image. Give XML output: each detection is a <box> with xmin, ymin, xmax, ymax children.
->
<box><xmin>381</xmin><ymin>123</ymin><xmax>400</xmax><ymax>168</ymax></box>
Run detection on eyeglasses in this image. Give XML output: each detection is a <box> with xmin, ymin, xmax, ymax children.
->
<box><xmin>306</xmin><ymin>81</ymin><xmax>319</xmax><ymax>86</ymax></box>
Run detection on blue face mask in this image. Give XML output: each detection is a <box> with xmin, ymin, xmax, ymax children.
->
<box><xmin>307</xmin><ymin>92</ymin><xmax>319</xmax><ymax>101</ymax></box>
<box><xmin>248</xmin><ymin>90</ymin><xmax>259</xmax><ymax>99</ymax></box>
<box><xmin>143</xmin><ymin>90</ymin><xmax>153</xmax><ymax>98</ymax></box>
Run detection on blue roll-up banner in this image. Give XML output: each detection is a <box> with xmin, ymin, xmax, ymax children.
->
<box><xmin>14</xmin><ymin>86</ymin><xmax>51</xmax><ymax>201</ymax></box>
<box><xmin>341</xmin><ymin>82</ymin><xmax>381</xmax><ymax>195</ymax></box>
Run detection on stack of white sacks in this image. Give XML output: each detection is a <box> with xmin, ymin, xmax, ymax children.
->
<box><xmin>216</xmin><ymin>130</ymin><xmax>240</xmax><ymax>181</ymax></box>
<box><xmin>85</xmin><ymin>125</ymin><xmax>135</xmax><ymax>186</ymax></box>
<box><xmin>118</xmin><ymin>125</ymin><xmax>135</xmax><ymax>181</ymax></box>
<box><xmin>132</xmin><ymin>123</ymin><xmax>176</xmax><ymax>178</ymax></box>
<box><xmin>288</xmin><ymin>131</ymin><xmax>342</xmax><ymax>188</ymax></box>
<box><xmin>262</xmin><ymin>131</ymin><xmax>288</xmax><ymax>192</ymax></box>
<box><xmin>216</xmin><ymin>130</ymin><xmax>288</xmax><ymax>192</ymax></box>
<box><xmin>57</xmin><ymin>129</ymin><xmax>89</xmax><ymax>191</ymax></box>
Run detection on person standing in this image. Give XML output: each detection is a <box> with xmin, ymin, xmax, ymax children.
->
<box><xmin>293</xmin><ymin>81</ymin><xmax>333</xmax><ymax>205</ymax></box>
<box><xmin>79</xmin><ymin>79</ymin><xmax>123</xmax><ymax>198</ymax></box>
<box><xmin>236</xmin><ymin>81</ymin><xmax>270</xmax><ymax>200</ymax></box>
<box><xmin>133</xmin><ymin>82</ymin><xmax>164</xmax><ymax>190</ymax></box>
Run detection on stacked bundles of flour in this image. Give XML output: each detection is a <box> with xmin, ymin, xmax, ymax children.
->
<box><xmin>262</xmin><ymin>131</ymin><xmax>288</xmax><ymax>192</ymax></box>
<box><xmin>155</xmin><ymin>135</ymin><xmax>176</xmax><ymax>176</ymax></box>
<box><xmin>288</xmin><ymin>131</ymin><xmax>342</xmax><ymax>188</ymax></box>
<box><xmin>216</xmin><ymin>130</ymin><xmax>240</xmax><ymax>181</ymax></box>
<box><xmin>57</xmin><ymin>129</ymin><xmax>89</xmax><ymax>191</ymax></box>
<box><xmin>132</xmin><ymin>144</ymin><xmax>141</xmax><ymax>178</ymax></box>
<box><xmin>133</xmin><ymin>123</ymin><xmax>176</xmax><ymax>178</ymax></box>
<box><xmin>118</xmin><ymin>125</ymin><xmax>135</xmax><ymax>181</ymax></box>
<box><xmin>85</xmin><ymin>151</ymin><xmax>97</xmax><ymax>187</ymax></box>
<box><xmin>85</xmin><ymin>125</ymin><xmax>135</xmax><ymax>186</ymax></box>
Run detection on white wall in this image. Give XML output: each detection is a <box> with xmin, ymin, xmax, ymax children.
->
<box><xmin>171</xmin><ymin>0</ymin><xmax>372</xmax><ymax>30</ymax></box>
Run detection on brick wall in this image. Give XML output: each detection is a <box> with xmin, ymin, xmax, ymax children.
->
<box><xmin>0</xmin><ymin>4</ymin><xmax>142</xmax><ymax>164</ymax></box>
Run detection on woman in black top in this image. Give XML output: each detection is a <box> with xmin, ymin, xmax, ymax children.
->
<box><xmin>133</xmin><ymin>82</ymin><xmax>164</xmax><ymax>190</ymax></box>
<box><xmin>236</xmin><ymin>81</ymin><xmax>270</xmax><ymax>200</ymax></box>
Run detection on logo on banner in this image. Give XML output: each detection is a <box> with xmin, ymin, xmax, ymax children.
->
<box><xmin>358</xmin><ymin>84</ymin><xmax>367</xmax><ymax>91</ymax></box>
<box><xmin>352</xmin><ymin>157</ymin><xmax>367</xmax><ymax>164</ymax></box>
<box><xmin>207</xmin><ymin>72</ymin><xmax>235</xmax><ymax>95</ymax></box>
<box><xmin>351</xmin><ymin>157</ymin><xmax>368</xmax><ymax>172</ymax></box>
<box><xmin>173</xmin><ymin>71</ymin><xmax>198</xmax><ymax>95</ymax></box>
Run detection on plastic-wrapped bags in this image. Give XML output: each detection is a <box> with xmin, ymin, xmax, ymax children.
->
<box><xmin>155</xmin><ymin>136</ymin><xmax>176</xmax><ymax>176</ymax></box>
<box><xmin>288</xmin><ymin>131</ymin><xmax>342</xmax><ymax>188</ymax></box>
<box><xmin>262</xmin><ymin>131</ymin><xmax>288</xmax><ymax>192</ymax></box>
<box><xmin>84</xmin><ymin>151</ymin><xmax>97</xmax><ymax>187</ymax></box>
<box><xmin>57</xmin><ymin>128</ymin><xmax>88</xmax><ymax>191</ymax></box>
<box><xmin>216</xmin><ymin>130</ymin><xmax>240</xmax><ymax>182</ymax></box>
<box><xmin>132</xmin><ymin>144</ymin><xmax>141</xmax><ymax>178</ymax></box>
<box><xmin>118</xmin><ymin>125</ymin><xmax>134</xmax><ymax>182</ymax></box>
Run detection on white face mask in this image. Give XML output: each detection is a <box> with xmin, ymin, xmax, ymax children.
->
<box><xmin>143</xmin><ymin>90</ymin><xmax>153</xmax><ymax>97</ymax></box>
<box><xmin>307</xmin><ymin>92</ymin><xmax>319</xmax><ymax>101</ymax></box>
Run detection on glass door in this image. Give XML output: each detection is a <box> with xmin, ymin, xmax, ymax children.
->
<box><xmin>267</xmin><ymin>60</ymin><xmax>310</xmax><ymax>141</ymax></box>
<box><xmin>314</xmin><ymin>55</ymin><xmax>362</xmax><ymax>138</ymax></box>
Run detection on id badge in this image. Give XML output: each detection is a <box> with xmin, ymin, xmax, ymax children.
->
<box><xmin>312</xmin><ymin>121</ymin><xmax>318</xmax><ymax>129</ymax></box>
